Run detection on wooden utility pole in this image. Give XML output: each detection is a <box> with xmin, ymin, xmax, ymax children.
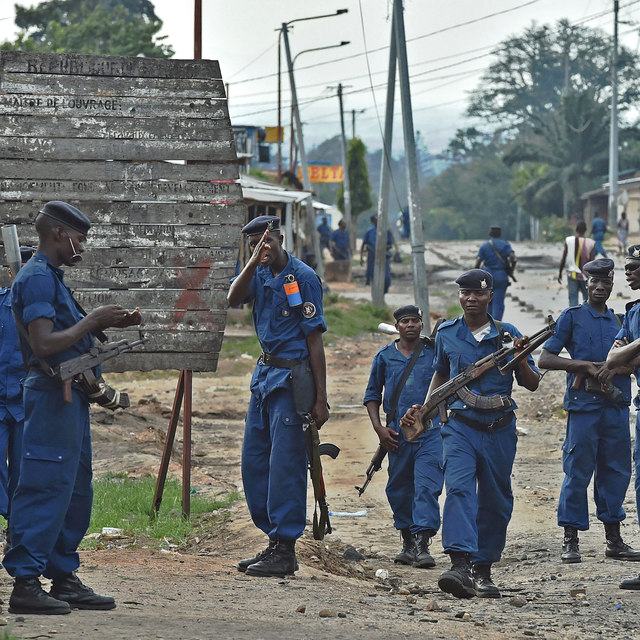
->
<box><xmin>608</xmin><ymin>0</ymin><xmax>619</xmax><ymax>228</ymax></box>
<box><xmin>338</xmin><ymin>84</ymin><xmax>354</xmax><ymax>252</ymax></box>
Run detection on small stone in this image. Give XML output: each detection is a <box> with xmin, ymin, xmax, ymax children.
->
<box><xmin>15</xmin><ymin>616</ymin><xmax>25</xmax><ymax>623</ymax></box>
<box><xmin>375</xmin><ymin>569</ymin><xmax>389</xmax><ymax>581</ymax></box>
<box><xmin>426</xmin><ymin>600</ymin><xmax>440</xmax><ymax>611</ymax></box>
<box><xmin>475</xmin><ymin>622</ymin><xmax>486</xmax><ymax>627</ymax></box>
<box><xmin>343</xmin><ymin>547</ymin><xmax>365</xmax><ymax>562</ymax></box>
<box><xmin>462</xmin><ymin>612</ymin><xmax>472</xmax><ymax>620</ymax></box>
<box><xmin>406</xmin><ymin>596</ymin><xmax>417</xmax><ymax>604</ymax></box>
<box><xmin>570</xmin><ymin>587</ymin><xmax>586</xmax><ymax>597</ymax></box>
<box><xmin>338</xmin><ymin>612</ymin><xmax>347</xmax><ymax>619</ymax></box>
<box><xmin>524</xmin><ymin>631</ymin><xmax>535</xmax><ymax>637</ymax></box>
<box><xmin>575</xmin><ymin>593</ymin><xmax>587</xmax><ymax>601</ymax></box>
<box><xmin>510</xmin><ymin>596</ymin><xmax>527</xmax><ymax>608</ymax></box>
<box><xmin>389</xmin><ymin>577</ymin><xmax>402</xmax><ymax>590</ymax></box>
<box><xmin>520</xmin><ymin>553</ymin><xmax>528</xmax><ymax>561</ymax></box>
<box><xmin>319</xmin><ymin>609</ymin><xmax>337</xmax><ymax>618</ymax></box>
<box><xmin>296</xmin><ymin>605</ymin><xmax>306</xmax><ymax>614</ymax></box>
<box><xmin>398</xmin><ymin>588</ymin><xmax>410</xmax><ymax>595</ymax></box>
<box><xmin>0</xmin><ymin>618</ymin><xmax>6</xmax><ymax>626</ymax></box>
<box><xmin>455</xmin><ymin>611</ymin><xmax>466</xmax><ymax>619</ymax></box>
<box><xmin>550</xmin><ymin>574</ymin><xmax>557</xmax><ymax>580</ymax></box>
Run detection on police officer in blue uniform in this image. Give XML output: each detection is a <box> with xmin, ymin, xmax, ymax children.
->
<box><xmin>606</xmin><ymin>244</ymin><xmax>640</xmax><ymax>589</ymax></box>
<box><xmin>329</xmin><ymin>219</ymin><xmax>350</xmax><ymax>261</ymax></box>
<box><xmin>4</xmin><ymin>201</ymin><xmax>141</xmax><ymax>615</ymax></box>
<box><xmin>592</xmin><ymin>211</ymin><xmax>608</xmax><ymax>258</ymax></box>
<box><xmin>475</xmin><ymin>225</ymin><xmax>516</xmax><ymax>321</ymax></box>
<box><xmin>539</xmin><ymin>258</ymin><xmax>640</xmax><ymax>564</ymax></box>
<box><xmin>0</xmin><ymin>247</ymin><xmax>35</xmax><ymax>528</ymax></box>
<box><xmin>360</xmin><ymin>215</ymin><xmax>392</xmax><ymax>291</ymax></box>
<box><xmin>228</xmin><ymin>215</ymin><xmax>329</xmax><ymax>578</ymax></box>
<box><xmin>404</xmin><ymin>269</ymin><xmax>540</xmax><ymax>599</ymax></box>
<box><xmin>364</xmin><ymin>305</ymin><xmax>443</xmax><ymax>568</ymax></box>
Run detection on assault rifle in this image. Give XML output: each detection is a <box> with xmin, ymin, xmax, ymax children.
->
<box><xmin>355</xmin><ymin>445</ymin><xmax>386</xmax><ymax>497</ymax></box>
<box><xmin>572</xmin><ymin>373</ymin><xmax>624</xmax><ymax>404</ymax></box>
<box><xmin>400</xmin><ymin>315</ymin><xmax>557</xmax><ymax>442</ymax></box>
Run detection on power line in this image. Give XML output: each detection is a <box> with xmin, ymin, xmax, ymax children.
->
<box><xmin>226</xmin><ymin>40</ymin><xmax>278</xmax><ymax>81</ymax></box>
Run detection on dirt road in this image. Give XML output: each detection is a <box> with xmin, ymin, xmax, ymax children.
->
<box><xmin>4</xmin><ymin>240</ymin><xmax>640</xmax><ymax>639</ymax></box>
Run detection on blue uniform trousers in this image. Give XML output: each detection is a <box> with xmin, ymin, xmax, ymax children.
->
<box><xmin>0</xmin><ymin>414</ymin><xmax>24</xmax><ymax>518</ymax></box>
<box><xmin>567</xmin><ymin>278</ymin><xmax>588</xmax><ymax>307</ymax></box>
<box><xmin>365</xmin><ymin>253</ymin><xmax>390</xmax><ymax>292</ymax></box>
<box><xmin>634</xmin><ymin>414</ymin><xmax>640</xmax><ymax>523</ymax></box>
<box><xmin>3</xmin><ymin>383</ymin><xmax>92</xmax><ymax>578</ymax></box>
<box><xmin>558</xmin><ymin>407</ymin><xmax>630</xmax><ymax>530</ymax></box>
<box><xmin>594</xmin><ymin>239</ymin><xmax>607</xmax><ymax>258</ymax></box>
<box><xmin>488</xmin><ymin>281</ymin><xmax>508</xmax><ymax>321</ymax></box>
<box><xmin>385</xmin><ymin>425</ymin><xmax>443</xmax><ymax>534</ymax></box>
<box><xmin>441</xmin><ymin>415</ymin><xmax>517</xmax><ymax>565</ymax></box>
<box><xmin>241</xmin><ymin>388</ymin><xmax>308</xmax><ymax>541</ymax></box>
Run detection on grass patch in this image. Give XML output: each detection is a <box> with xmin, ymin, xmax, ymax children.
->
<box><xmin>82</xmin><ymin>474</ymin><xmax>240</xmax><ymax>548</ymax></box>
<box><xmin>324</xmin><ymin>296</ymin><xmax>393</xmax><ymax>340</ymax></box>
<box><xmin>219</xmin><ymin>335</ymin><xmax>261</xmax><ymax>360</ymax></box>
<box><xmin>446</xmin><ymin>303</ymin><xmax>463</xmax><ymax>319</ymax></box>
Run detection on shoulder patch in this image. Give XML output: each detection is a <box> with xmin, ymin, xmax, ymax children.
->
<box><xmin>439</xmin><ymin>317</ymin><xmax>459</xmax><ymax>329</ymax></box>
<box><xmin>626</xmin><ymin>299</ymin><xmax>640</xmax><ymax>312</ymax></box>
<box><xmin>302</xmin><ymin>302</ymin><xmax>316</xmax><ymax>318</ymax></box>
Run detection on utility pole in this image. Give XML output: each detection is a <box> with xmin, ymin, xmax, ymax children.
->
<box><xmin>194</xmin><ymin>0</ymin><xmax>202</xmax><ymax>60</ymax></box>
<box><xmin>277</xmin><ymin>32</ymin><xmax>282</xmax><ymax>183</ymax></box>
<box><xmin>351</xmin><ymin>108</ymin><xmax>366</xmax><ymax>139</ymax></box>
<box><xmin>338</xmin><ymin>84</ymin><xmax>353</xmax><ymax>253</ymax></box>
<box><xmin>282</xmin><ymin>24</ymin><xmax>324</xmax><ymax>279</ymax></box>
<box><xmin>394</xmin><ymin>0</ymin><xmax>430</xmax><ymax>316</ymax></box>
<box><xmin>372</xmin><ymin>8</ymin><xmax>397</xmax><ymax>308</ymax></box>
<box><xmin>608</xmin><ymin>0</ymin><xmax>620</xmax><ymax>228</ymax></box>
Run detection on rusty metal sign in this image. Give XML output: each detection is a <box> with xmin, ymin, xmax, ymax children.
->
<box><xmin>0</xmin><ymin>51</ymin><xmax>243</xmax><ymax>372</ymax></box>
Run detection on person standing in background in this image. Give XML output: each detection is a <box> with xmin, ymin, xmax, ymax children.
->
<box><xmin>558</xmin><ymin>221</ymin><xmax>595</xmax><ymax>307</ymax></box>
<box><xmin>592</xmin><ymin>211</ymin><xmax>608</xmax><ymax>258</ymax></box>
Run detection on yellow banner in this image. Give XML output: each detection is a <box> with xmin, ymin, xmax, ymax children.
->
<box><xmin>264</xmin><ymin>126</ymin><xmax>283</xmax><ymax>143</ymax></box>
<box><xmin>298</xmin><ymin>165</ymin><xmax>345</xmax><ymax>183</ymax></box>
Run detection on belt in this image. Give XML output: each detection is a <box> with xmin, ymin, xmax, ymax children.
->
<box><xmin>260</xmin><ymin>352</ymin><xmax>304</xmax><ymax>369</ymax></box>
<box><xmin>450</xmin><ymin>411</ymin><xmax>514</xmax><ymax>433</ymax></box>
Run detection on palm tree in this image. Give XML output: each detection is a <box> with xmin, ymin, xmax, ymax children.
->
<box><xmin>504</xmin><ymin>90</ymin><xmax>609</xmax><ymax>220</ymax></box>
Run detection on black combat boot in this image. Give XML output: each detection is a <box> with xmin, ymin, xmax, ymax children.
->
<box><xmin>561</xmin><ymin>526</ymin><xmax>581</xmax><ymax>564</ymax></box>
<box><xmin>472</xmin><ymin>563</ymin><xmax>500</xmax><ymax>598</ymax></box>
<box><xmin>238</xmin><ymin>539</ymin><xmax>277</xmax><ymax>572</ymax></box>
<box><xmin>438</xmin><ymin>552</ymin><xmax>475</xmax><ymax>599</ymax></box>
<box><xmin>394</xmin><ymin>528</ymin><xmax>416</xmax><ymax>565</ymax></box>
<box><xmin>620</xmin><ymin>574</ymin><xmax>640</xmax><ymax>590</ymax></box>
<box><xmin>245</xmin><ymin>539</ymin><xmax>298</xmax><ymax>577</ymax></box>
<box><xmin>49</xmin><ymin>572</ymin><xmax>116</xmax><ymax>610</ymax></box>
<box><xmin>413</xmin><ymin>530</ymin><xmax>436</xmax><ymax>569</ymax></box>
<box><xmin>605</xmin><ymin>522</ymin><xmax>640</xmax><ymax>560</ymax></box>
<box><xmin>9</xmin><ymin>577</ymin><xmax>71</xmax><ymax>615</ymax></box>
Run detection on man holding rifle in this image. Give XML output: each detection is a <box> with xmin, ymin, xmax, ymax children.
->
<box><xmin>228</xmin><ymin>215</ymin><xmax>329</xmax><ymax>578</ymax></box>
<box><xmin>402</xmin><ymin>269</ymin><xmax>539</xmax><ymax>599</ymax></box>
<box><xmin>539</xmin><ymin>258</ymin><xmax>639</xmax><ymax>565</ymax></box>
<box><xmin>363</xmin><ymin>305</ymin><xmax>443</xmax><ymax>569</ymax></box>
<box><xmin>3</xmin><ymin>201</ymin><xmax>141</xmax><ymax>615</ymax></box>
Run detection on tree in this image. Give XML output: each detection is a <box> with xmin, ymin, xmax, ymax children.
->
<box><xmin>337</xmin><ymin>137</ymin><xmax>372</xmax><ymax>218</ymax></box>
<box><xmin>1</xmin><ymin>0</ymin><xmax>173</xmax><ymax>58</ymax></box>
<box><xmin>504</xmin><ymin>90</ymin><xmax>610</xmax><ymax>219</ymax></box>
<box><xmin>468</xmin><ymin>20</ymin><xmax>640</xmax><ymax>130</ymax></box>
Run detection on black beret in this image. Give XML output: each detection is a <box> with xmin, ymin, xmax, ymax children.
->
<box><xmin>455</xmin><ymin>269</ymin><xmax>493</xmax><ymax>291</ymax></box>
<box><xmin>628</xmin><ymin>245</ymin><xmax>640</xmax><ymax>260</ymax></box>
<box><xmin>583</xmin><ymin>258</ymin><xmax>615</xmax><ymax>279</ymax></box>
<box><xmin>393</xmin><ymin>305</ymin><xmax>423</xmax><ymax>322</ymax></box>
<box><xmin>20</xmin><ymin>246</ymin><xmax>35</xmax><ymax>262</ymax></box>
<box><xmin>39</xmin><ymin>201</ymin><xmax>91</xmax><ymax>234</ymax></box>
<box><xmin>241</xmin><ymin>215</ymin><xmax>280</xmax><ymax>236</ymax></box>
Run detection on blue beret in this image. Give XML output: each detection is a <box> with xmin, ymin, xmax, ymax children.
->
<box><xmin>393</xmin><ymin>305</ymin><xmax>422</xmax><ymax>322</ymax></box>
<box><xmin>455</xmin><ymin>269</ymin><xmax>493</xmax><ymax>291</ymax></box>
<box><xmin>241</xmin><ymin>215</ymin><xmax>280</xmax><ymax>236</ymax></box>
<box><xmin>39</xmin><ymin>201</ymin><xmax>91</xmax><ymax>235</ymax></box>
<box><xmin>20</xmin><ymin>246</ymin><xmax>35</xmax><ymax>262</ymax></box>
<box><xmin>628</xmin><ymin>245</ymin><xmax>640</xmax><ymax>260</ymax></box>
<box><xmin>583</xmin><ymin>258</ymin><xmax>614</xmax><ymax>279</ymax></box>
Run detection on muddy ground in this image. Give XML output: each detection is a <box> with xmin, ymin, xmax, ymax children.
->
<box><xmin>4</xmin><ymin>240</ymin><xmax>640</xmax><ymax>639</ymax></box>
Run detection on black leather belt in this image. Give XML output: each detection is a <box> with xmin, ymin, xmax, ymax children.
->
<box><xmin>450</xmin><ymin>411</ymin><xmax>514</xmax><ymax>433</ymax></box>
<box><xmin>260</xmin><ymin>352</ymin><xmax>304</xmax><ymax>369</ymax></box>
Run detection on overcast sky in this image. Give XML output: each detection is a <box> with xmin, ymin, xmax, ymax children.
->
<box><xmin>0</xmin><ymin>0</ymin><xmax>638</xmax><ymax>157</ymax></box>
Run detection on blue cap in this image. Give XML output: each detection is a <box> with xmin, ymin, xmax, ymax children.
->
<box><xmin>583</xmin><ymin>258</ymin><xmax>615</xmax><ymax>279</ymax></box>
<box><xmin>241</xmin><ymin>215</ymin><xmax>280</xmax><ymax>236</ymax></box>
<box><xmin>20</xmin><ymin>247</ymin><xmax>35</xmax><ymax>263</ymax></box>
<box><xmin>628</xmin><ymin>245</ymin><xmax>640</xmax><ymax>260</ymax></box>
<box><xmin>393</xmin><ymin>305</ymin><xmax>422</xmax><ymax>322</ymax></box>
<box><xmin>39</xmin><ymin>201</ymin><xmax>90</xmax><ymax>234</ymax></box>
<box><xmin>455</xmin><ymin>269</ymin><xmax>493</xmax><ymax>291</ymax></box>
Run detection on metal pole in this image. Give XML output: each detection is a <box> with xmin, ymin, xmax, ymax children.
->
<box><xmin>194</xmin><ymin>0</ymin><xmax>202</xmax><ymax>60</ymax></box>
<box><xmin>394</xmin><ymin>0</ymin><xmax>429</xmax><ymax>316</ymax></box>
<box><xmin>515</xmin><ymin>206</ymin><xmax>522</xmax><ymax>243</ymax></box>
<box><xmin>277</xmin><ymin>32</ymin><xmax>282</xmax><ymax>183</ymax></box>
<box><xmin>282</xmin><ymin>24</ymin><xmax>324</xmax><ymax>279</ymax></box>
<box><xmin>338</xmin><ymin>84</ymin><xmax>353</xmax><ymax>254</ymax></box>
<box><xmin>372</xmin><ymin>8</ymin><xmax>397</xmax><ymax>308</ymax></box>
<box><xmin>608</xmin><ymin>0</ymin><xmax>619</xmax><ymax>228</ymax></box>
<box><xmin>182</xmin><ymin>369</ymin><xmax>193</xmax><ymax>518</ymax></box>
<box><xmin>352</xmin><ymin>109</ymin><xmax>356</xmax><ymax>138</ymax></box>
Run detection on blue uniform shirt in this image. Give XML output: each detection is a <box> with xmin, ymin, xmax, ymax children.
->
<box><xmin>237</xmin><ymin>253</ymin><xmax>327</xmax><ymax>400</ymax></box>
<box><xmin>363</xmin><ymin>226</ymin><xmax>393</xmax><ymax>252</ymax></box>
<box><xmin>592</xmin><ymin>217</ymin><xmax>607</xmax><ymax>241</ymax></box>
<box><xmin>433</xmin><ymin>316</ymin><xmax>539</xmax><ymax>424</ymax></box>
<box><xmin>544</xmin><ymin>302</ymin><xmax>630</xmax><ymax>411</ymax></box>
<box><xmin>11</xmin><ymin>252</ymin><xmax>95</xmax><ymax>373</ymax></box>
<box><xmin>616</xmin><ymin>301</ymin><xmax>640</xmax><ymax>407</ymax></box>
<box><xmin>330</xmin><ymin>228</ymin><xmax>349</xmax><ymax>250</ymax></box>
<box><xmin>317</xmin><ymin>222</ymin><xmax>331</xmax><ymax>242</ymax></box>
<box><xmin>477</xmin><ymin>239</ymin><xmax>513</xmax><ymax>283</ymax></box>
<box><xmin>363</xmin><ymin>341</ymin><xmax>435</xmax><ymax>436</ymax></box>
<box><xmin>0</xmin><ymin>289</ymin><xmax>25</xmax><ymax>422</ymax></box>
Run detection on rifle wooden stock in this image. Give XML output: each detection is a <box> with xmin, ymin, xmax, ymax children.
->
<box><xmin>401</xmin><ymin>316</ymin><xmax>557</xmax><ymax>442</ymax></box>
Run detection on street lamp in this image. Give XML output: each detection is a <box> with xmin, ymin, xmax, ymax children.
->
<box><xmin>277</xmin><ymin>9</ymin><xmax>349</xmax><ymax>279</ymax></box>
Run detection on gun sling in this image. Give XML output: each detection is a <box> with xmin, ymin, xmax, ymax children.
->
<box><xmin>450</xmin><ymin>411</ymin><xmax>514</xmax><ymax>433</ymax></box>
<box><xmin>489</xmin><ymin>239</ymin><xmax>516</xmax><ymax>282</ymax></box>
